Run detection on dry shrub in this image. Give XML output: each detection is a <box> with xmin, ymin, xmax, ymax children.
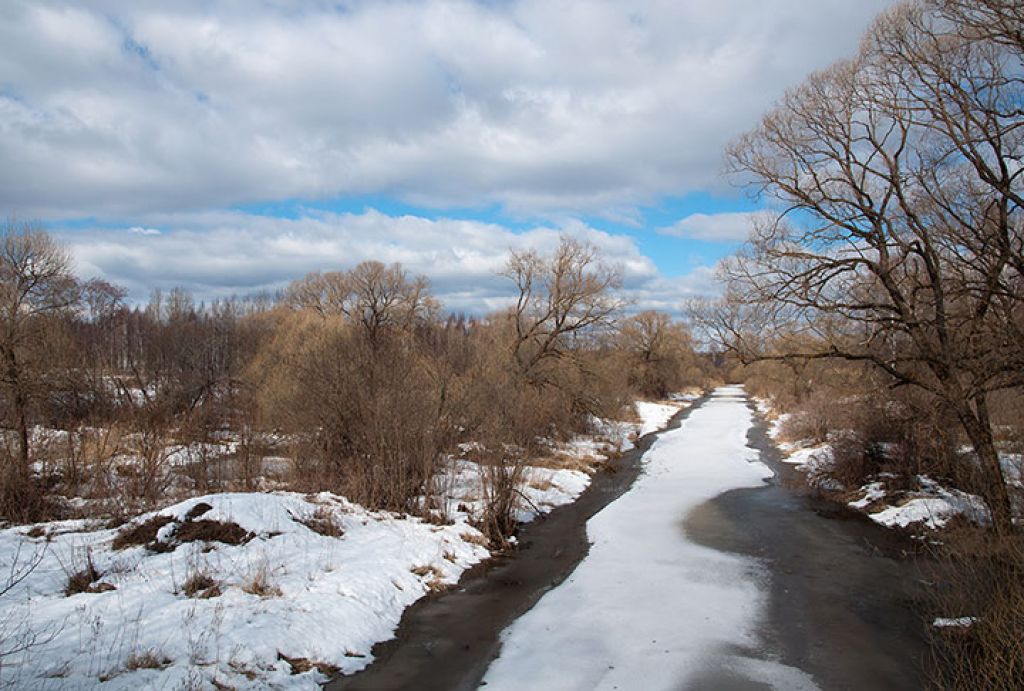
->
<box><xmin>926</xmin><ymin>530</ymin><xmax>1024</xmax><ymax>690</ymax></box>
<box><xmin>253</xmin><ymin>313</ymin><xmax>452</xmax><ymax>513</ymax></box>
<box><xmin>477</xmin><ymin>449</ymin><xmax>527</xmax><ymax>548</ymax></box>
<box><xmin>817</xmin><ymin>433</ymin><xmax>887</xmax><ymax>491</ymax></box>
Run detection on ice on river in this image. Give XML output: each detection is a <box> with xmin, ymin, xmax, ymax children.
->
<box><xmin>481</xmin><ymin>386</ymin><xmax>819</xmax><ymax>691</ymax></box>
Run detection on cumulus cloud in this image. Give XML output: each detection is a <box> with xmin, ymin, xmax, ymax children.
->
<box><xmin>1</xmin><ymin>0</ymin><xmax>895</xmax><ymax>219</ymax></box>
<box><xmin>59</xmin><ymin>210</ymin><xmax>717</xmax><ymax>315</ymax></box>
<box><xmin>658</xmin><ymin>211</ymin><xmax>765</xmax><ymax>242</ymax></box>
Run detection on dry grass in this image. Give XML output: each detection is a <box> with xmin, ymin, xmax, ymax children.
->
<box><xmin>411</xmin><ymin>564</ymin><xmax>447</xmax><ymax>593</ymax></box>
<box><xmin>111</xmin><ymin>515</ymin><xmax>174</xmax><ymax>551</ymax></box>
<box><xmin>181</xmin><ymin>570</ymin><xmax>221</xmax><ymax>598</ymax></box>
<box><xmin>112</xmin><ymin>513</ymin><xmax>250</xmax><ymax>553</ymax></box>
<box><xmin>277</xmin><ymin>652</ymin><xmax>340</xmax><ymax>677</ymax></box>
<box><xmin>124</xmin><ymin>649</ymin><xmax>172</xmax><ymax>671</ymax></box>
<box><xmin>242</xmin><ymin>561</ymin><xmax>282</xmax><ymax>597</ymax></box>
<box><xmin>297</xmin><ymin>506</ymin><xmax>344</xmax><ymax>537</ymax></box>
<box><xmin>926</xmin><ymin>529</ymin><xmax>1024</xmax><ymax>690</ymax></box>
<box><xmin>175</xmin><ymin>519</ymin><xmax>250</xmax><ymax>546</ymax></box>
<box><xmin>63</xmin><ymin>550</ymin><xmax>114</xmax><ymax>595</ymax></box>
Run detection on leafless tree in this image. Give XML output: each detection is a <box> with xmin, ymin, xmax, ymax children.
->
<box><xmin>617</xmin><ymin>310</ymin><xmax>698</xmax><ymax>398</ymax></box>
<box><xmin>505</xmin><ymin>237</ymin><xmax>623</xmax><ymax>384</ymax></box>
<box><xmin>0</xmin><ymin>221</ymin><xmax>79</xmax><ymax>516</ymax></box>
<box><xmin>716</xmin><ymin>0</ymin><xmax>1023</xmax><ymax>529</ymax></box>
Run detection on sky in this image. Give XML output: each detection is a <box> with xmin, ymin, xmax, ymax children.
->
<box><xmin>0</xmin><ymin>0</ymin><xmax>895</xmax><ymax>315</ymax></box>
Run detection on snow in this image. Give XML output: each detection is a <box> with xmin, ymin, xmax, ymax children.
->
<box><xmin>634</xmin><ymin>401</ymin><xmax>682</xmax><ymax>437</ymax></box>
<box><xmin>481</xmin><ymin>386</ymin><xmax>818</xmax><ymax>691</ymax></box>
<box><xmin>0</xmin><ymin>492</ymin><xmax>492</xmax><ymax>689</ymax></box>
<box><xmin>0</xmin><ymin>398</ymin><xmax>691</xmax><ymax>689</ymax></box>
<box><xmin>867</xmin><ymin>482</ymin><xmax>990</xmax><ymax>530</ymax></box>
<box><xmin>848</xmin><ymin>481</ymin><xmax>886</xmax><ymax>510</ymax></box>
<box><xmin>932</xmin><ymin>617</ymin><xmax>978</xmax><ymax>629</ymax></box>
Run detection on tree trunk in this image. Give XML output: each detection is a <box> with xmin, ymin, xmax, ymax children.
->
<box><xmin>954</xmin><ymin>395</ymin><xmax>1013</xmax><ymax>533</ymax></box>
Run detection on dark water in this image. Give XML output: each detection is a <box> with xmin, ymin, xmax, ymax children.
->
<box><xmin>682</xmin><ymin>401</ymin><xmax>928</xmax><ymax>690</ymax></box>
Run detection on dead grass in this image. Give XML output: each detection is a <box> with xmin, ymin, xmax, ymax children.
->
<box><xmin>175</xmin><ymin>519</ymin><xmax>250</xmax><ymax>546</ymax></box>
<box><xmin>277</xmin><ymin>652</ymin><xmax>340</xmax><ymax>677</ymax></box>
<box><xmin>242</xmin><ymin>562</ymin><xmax>282</xmax><ymax>597</ymax></box>
<box><xmin>411</xmin><ymin>564</ymin><xmax>447</xmax><ymax>593</ymax></box>
<box><xmin>111</xmin><ymin>515</ymin><xmax>173</xmax><ymax>550</ymax></box>
<box><xmin>63</xmin><ymin>550</ymin><xmax>115</xmax><ymax>595</ymax></box>
<box><xmin>112</xmin><ymin>512</ymin><xmax>250</xmax><ymax>553</ymax></box>
<box><xmin>297</xmin><ymin>506</ymin><xmax>344</xmax><ymax>537</ymax></box>
<box><xmin>926</xmin><ymin>529</ymin><xmax>1024</xmax><ymax>690</ymax></box>
<box><xmin>181</xmin><ymin>570</ymin><xmax>221</xmax><ymax>598</ymax></box>
<box><xmin>124</xmin><ymin>649</ymin><xmax>172</xmax><ymax>671</ymax></box>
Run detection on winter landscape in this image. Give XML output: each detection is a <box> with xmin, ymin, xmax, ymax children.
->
<box><xmin>1</xmin><ymin>1</ymin><xmax>1022</xmax><ymax>689</ymax></box>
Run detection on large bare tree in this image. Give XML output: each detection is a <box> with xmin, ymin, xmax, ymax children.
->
<box><xmin>714</xmin><ymin>0</ymin><xmax>1023</xmax><ymax>529</ymax></box>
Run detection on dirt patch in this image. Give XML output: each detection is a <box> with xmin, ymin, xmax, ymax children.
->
<box><xmin>112</xmin><ymin>515</ymin><xmax>174</xmax><ymax>550</ymax></box>
<box><xmin>112</xmin><ymin>510</ymin><xmax>251</xmax><ymax>553</ymax></box>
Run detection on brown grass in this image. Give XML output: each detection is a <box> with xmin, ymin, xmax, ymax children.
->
<box><xmin>277</xmin><ymin>652</ymin><xmax>340</xmax><ymax>676</ymax></box>
<box><xmin>64</xmin><ymin>551</ymin><xmax>114</xmax><ymax>596</ymax></box>
<box><xmin>124</xmin><ymin>649</ymin><xmax>172</xmax><ymax>671</ymax></box>
<box><xmin>111</xmin><ymin>515</ymin><xmax>173</xmax><ymax>551</ymax></box>
<box><xmin>926</xmin><ymin>529</ymin><xmax>1024</xmax><ymax>690</ymax></box>
<box><xmin>175</xmin><ymin>519</ymin><xmax>250</xmax><ymax>546</ymax></box>
<box><xmin>181</xmin><ymin>570</ymin><xmax>221</xmax><ymax>598</ymax></box>
<box><xmin>242</xmin><ymin>562</ymin><xmax>282</xmax><ymax>597</ymax></box>
<box><xmin>297</xmin><ymin>506</ymin><xmax>344</xmax><ymax>537</ymax></box>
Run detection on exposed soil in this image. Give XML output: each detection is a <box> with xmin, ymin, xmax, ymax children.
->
<box><xmin>682</xmin><ymin>401</ymin><xmax>929</xmax><ymax>690</ymax></box>
<box><xmin>326</xmin><ymin>396</ymin><xmax>708</xmax><ymax>691</ymax></box>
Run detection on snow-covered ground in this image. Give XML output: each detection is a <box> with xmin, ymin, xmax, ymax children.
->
<box><xmin>481</xmin><ymin>386</ymin><xmax>818</xmax><ymax>690</ymax></box>
<box><xmin>0</xmin><ymin>398</ymin><xmax>688</xmax><ymax>689</ymax></box>
<box><xmin>757</xmin><ymin>398</ymin><xmax>999</xmax><ymax>533</ymax></box>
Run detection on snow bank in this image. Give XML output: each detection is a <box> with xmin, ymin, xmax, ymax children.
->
<box><xmin>634</xmin><ymin>401</ymin><xmax>682</xmax><ymax>437</ymax></box>
<box><xmin>482</xmin><ymin>386</ymin><xmax>817</xmax><ymax>690</ymax></box>
<box><xmin>0</xmin><ymin>398</ymin><xmax>692</xmax><ymax>689</ymax></box>
<box><xmin>0</xmin><ymin>492</ymin><xmax>490</xmax><ymax>689</ymax></box>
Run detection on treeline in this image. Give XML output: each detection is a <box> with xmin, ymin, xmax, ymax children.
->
<box><xmin>0</xmin><ymin>222</ymin><xmax>710</xmax><ymax>542</ymax></box>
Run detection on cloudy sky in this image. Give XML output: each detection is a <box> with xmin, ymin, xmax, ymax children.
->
<box><xmin>0</xmin><ymin>0</ymin><xmax>894</xmax><ymax>313</ymax></box>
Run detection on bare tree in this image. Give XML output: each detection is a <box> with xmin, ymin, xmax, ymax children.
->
<box><xmin>505</xmin><ymin>237</ymin><xmax>623</xmax><ymax>384</ymax></box>
<box><xmin>0</xmin><ymin>221</ymin><xmax>79</xmax><ymax>516</ymax></box>
<box><xmin>717</xmin><ymin>1</ymin><xmax>1023</xmax><ymax>529</ymax></box>
<box><xmin>618</xmin><ymin>310</ymin><xmax>697</xmax><ymax>398</ymax></box>
<box><xmin>286</xmin><ymin>262</ymin><xmax>437</xmax><ymax>347</ymax></box>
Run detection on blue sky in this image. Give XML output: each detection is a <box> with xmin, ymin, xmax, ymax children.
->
<box><xmin>0</xmin><ymin>0</ymin><xmax>894</xmax><ymax>313</ymax></box>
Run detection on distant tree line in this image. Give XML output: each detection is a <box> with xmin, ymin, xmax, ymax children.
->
<box><xmin>0</xmin><ymin>221</ymin><xmax>711</xmax><ymax>544</ymax></box>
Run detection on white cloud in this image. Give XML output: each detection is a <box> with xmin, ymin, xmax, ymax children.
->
<box><xmin>0</xmin><ymin>0</ymin><xmax>896</xmax><ymax>219</ymax></box>
<box><xmin>658</xmin><ymin>211</ymin><xmax>764</xmax><ymax>242</ymax></box>
<box><xmin>60</xmin><ymin>209</ymin><xmax>716</xmax><ymax>315</ymax></box>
